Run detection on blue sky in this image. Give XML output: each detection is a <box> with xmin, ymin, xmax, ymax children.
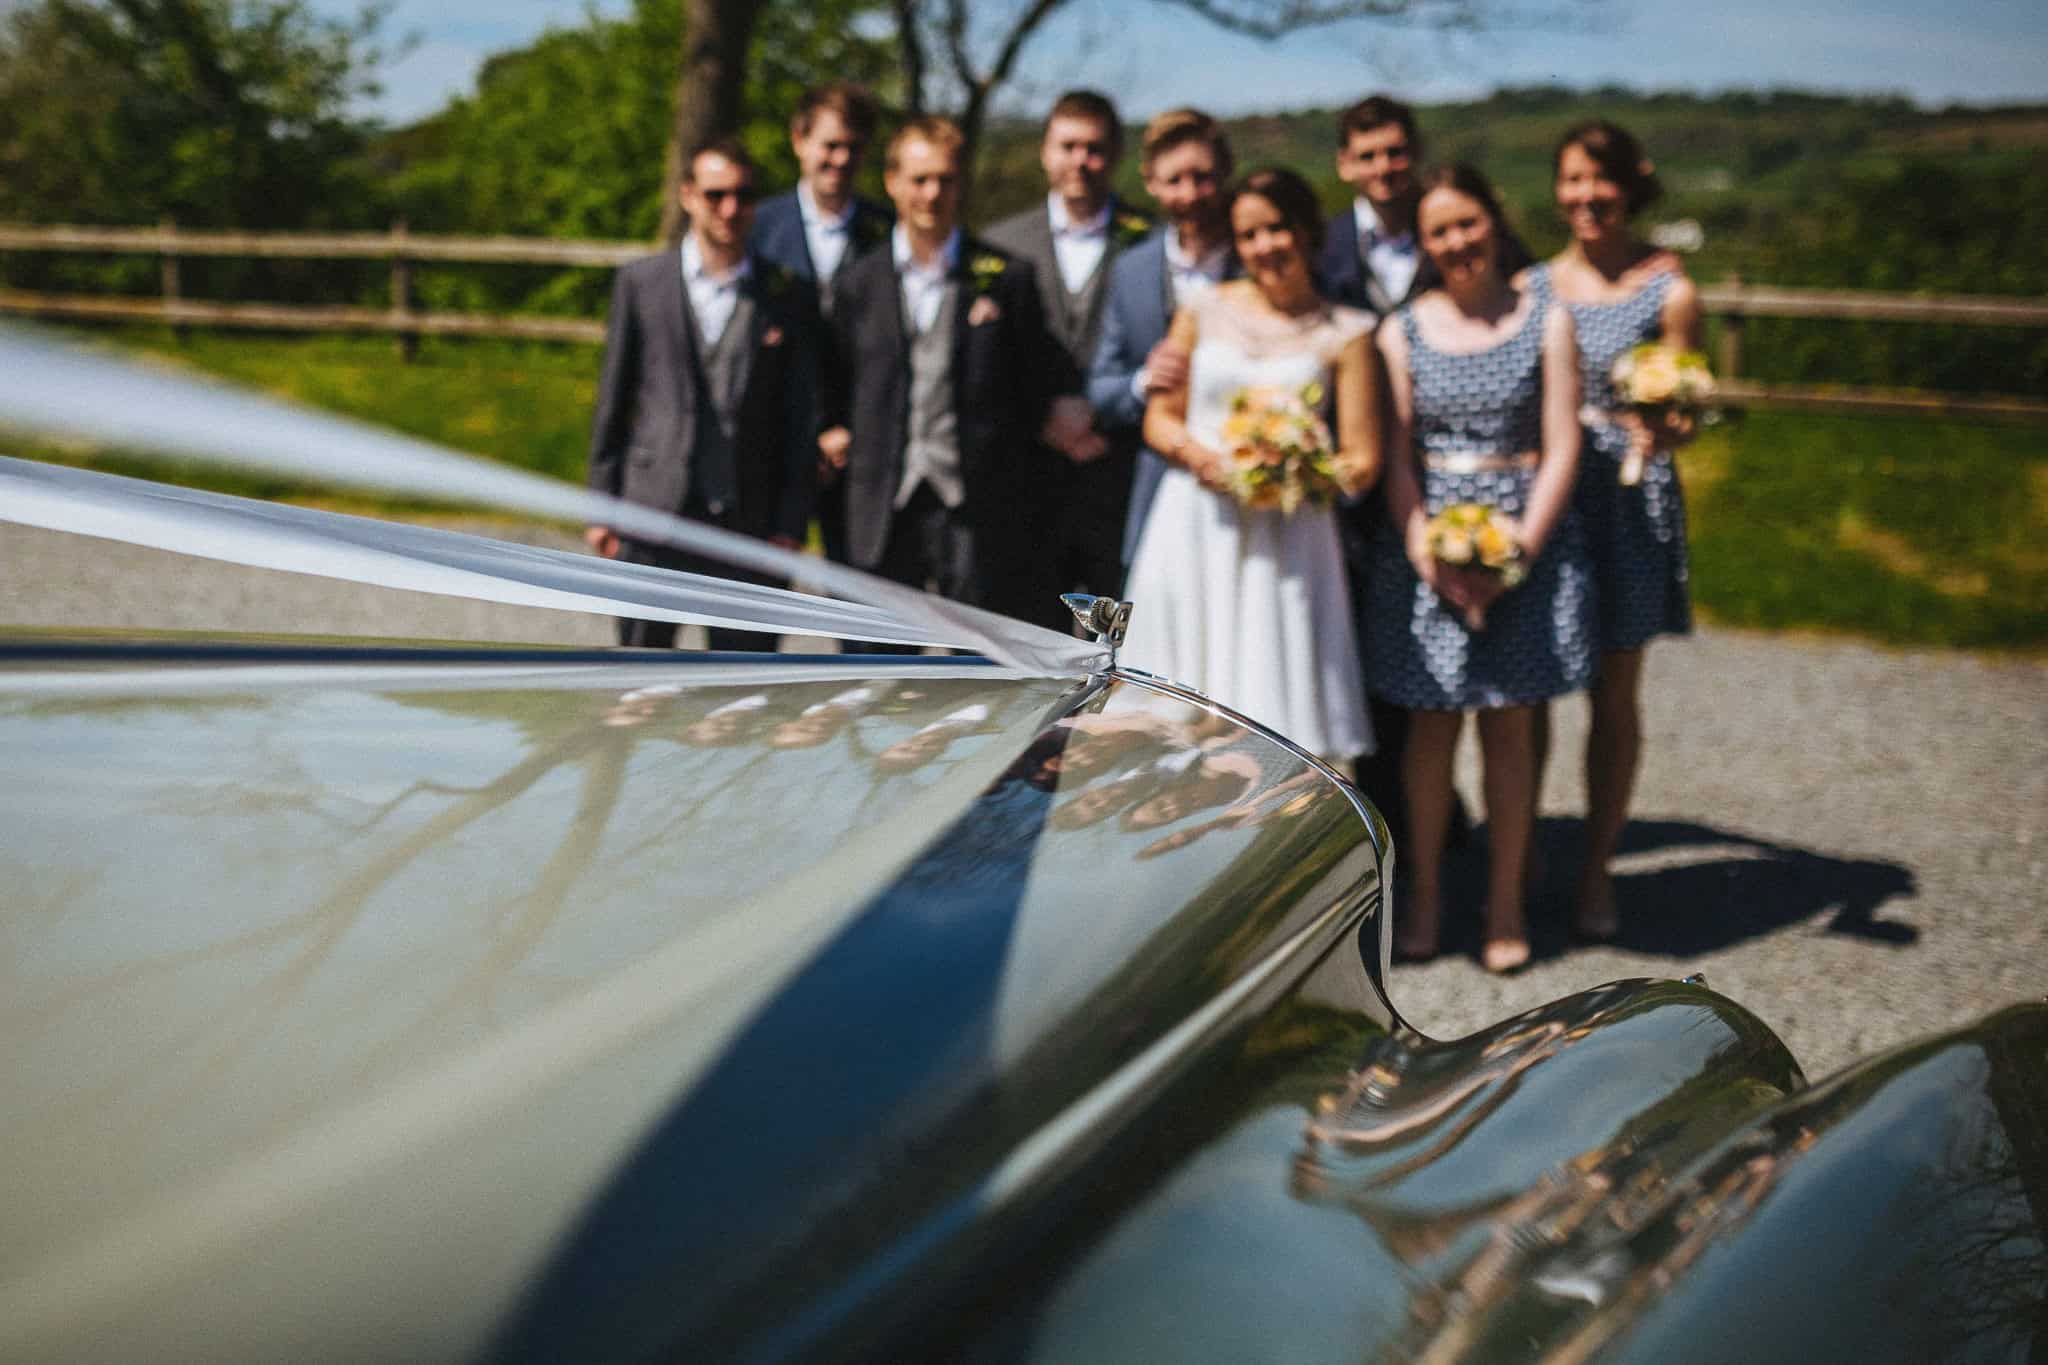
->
<box><xmin>341</xmin><ymin>0</ymin><xmax>2048</xmax><ymax>126</ymax></box>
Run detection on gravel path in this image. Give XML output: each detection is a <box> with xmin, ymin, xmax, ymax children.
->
<box><xmin>3</xmin><ymin>517</ymin><xmax>2042</xmax><ymax>1079</ymax></box>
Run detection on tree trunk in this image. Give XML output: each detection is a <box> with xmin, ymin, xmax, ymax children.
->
<box><xmin>655</xmin><ymin>0</ymin><xmax>763</xmax><ymax>244</ymax></box>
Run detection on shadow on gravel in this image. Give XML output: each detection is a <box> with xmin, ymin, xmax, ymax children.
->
<box><xmin>1435</xmin><ymin>815</ymin><xmax>1920</xmax><ymax>963</ymax></box>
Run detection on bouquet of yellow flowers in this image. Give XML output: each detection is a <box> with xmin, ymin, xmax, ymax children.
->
<box><xmin>1219</xmin><ymin>382</ymin><xmax>1341</xmax><ymax>514</ymax></box>
<box><xmin>1609</xmin><ymin>343</ymin><xmax>1718</xmax><ymax>486</ymax></box>
<box><xmin>1425</xmin><ymin>503</ymin><xmax>1524</xmax><ymax>586</ymax></box>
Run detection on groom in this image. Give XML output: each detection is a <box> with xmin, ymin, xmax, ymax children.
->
<box><xmin>1086</xmin><ymin>108</ymin><xmax>1237</xmax><ymax>574</ymax></box>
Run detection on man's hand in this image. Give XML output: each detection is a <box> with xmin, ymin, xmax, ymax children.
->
<box><xmin>1042</xmin><ymin>394</ymin><xmax>1108</xmax><ymax>463</ymax></box>
<box><xmin>584</xmin><ymin>525</ymin><xmax>620</xmax><ymax>559</ymax></box>
<box><xmin>816</xmin><ymin>426</ymin><xmax>851</xmax><ymax>484</ymax></box>
<box><xmin>1142</xmin><ymin>338</ymin><xmax>1191</xmax><ymax>395</ymax></box>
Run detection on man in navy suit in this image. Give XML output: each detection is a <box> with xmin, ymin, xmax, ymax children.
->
<box><xmin>1086</xmin><ymin>109</ymin><xmax>1236</xmax><ymax>572</ymax></box>
<box><xmin>1317</xmin><ymin>94</ymin><xmax>1471</xmax><ymax>845</ymax></box>
<box><xmin>750</xmin><ymin>83</ymin><xmax>893</xmax><ymax>566</ymax></box>
<box><xmin>1318</xmin><ymin>94</ymin><xmax>1424</xmax><ymax>319</ymax></box>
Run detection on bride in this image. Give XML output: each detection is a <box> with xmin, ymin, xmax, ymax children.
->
<box><xmin>1120</xmin><ymin>166</ymin><xmax>1379</xmax><ymax>762</ymax></box>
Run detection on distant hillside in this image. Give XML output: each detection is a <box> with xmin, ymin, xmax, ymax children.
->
<box><xmin>976</xmin><ymin>87</ymin><xmax>2048</xmax><ymax>294</ymax></box>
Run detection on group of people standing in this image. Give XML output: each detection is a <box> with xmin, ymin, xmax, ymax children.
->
<box><xmin>582</xmin><ymin>83</ymin><xmax>1699</xmax><ymax>972</ymax></box>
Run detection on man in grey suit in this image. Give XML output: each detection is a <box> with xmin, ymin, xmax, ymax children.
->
<box><xmin>585</xmin><ymin>137</ymin><xmax>820</xmax><ymax>650</ymax></box>
<box><xmin>983</xmin><ymin>90</ymin><xmax>1152</xmax><ymax>629</ymax></box>
<box><xmin>1086</xmin><ymin>109</ymin><xmax>1236</xmax><ymax>572</ymax></box>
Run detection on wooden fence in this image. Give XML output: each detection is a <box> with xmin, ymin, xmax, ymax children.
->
<box><xmin>3</xmin><ymin>220</ymin><xmax>2045</xmax><ymax>421</ymax></box>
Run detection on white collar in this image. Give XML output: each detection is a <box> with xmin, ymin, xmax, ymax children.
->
<box><xmin>1353</xmin><ymin>199</ymin><xmax>1414</xmax><ymax>248</ymax></box>
<box><xmin>681</xmin><ymin>234</ymin><xmax>750</xmax><ymax>286</ymax></box>
<box><xmin>892</xmin><ymin>224</ymin><xmax>960</xmax><ymax>275</ymax></box>
<box><xmin>1164</xmin><ymin>227</ymin><xmax>1228</xmax><ymax>276</ymax></box>
<box><xmin>796</xmin><ymin>180</ymin><xmax>852</xmax><ymax>233</ymax></box>
<box><xmin>1048</xmin><ymin>194</ymin><xmax>1111</xmax><ymax>238</ymax></box>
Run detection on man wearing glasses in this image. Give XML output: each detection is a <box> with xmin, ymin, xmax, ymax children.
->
<box><xmin>585</xmin><ymin>137</ymin><xmax>822</xmax><ymax>650</ymax></box>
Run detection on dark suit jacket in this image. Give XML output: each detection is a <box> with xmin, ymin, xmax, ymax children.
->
<box><xmin>587</xmin><ymin>249</ymin><xmax>821</xmax><ymax>544</ymax></box>
<box><xmin>1318</xmin><ymin>204</ymin><xmax>1424</xmax><ymax>320</ymax></box>
<box><xmin>829</xmin><ymin>235</ymin><xmax>1074</xmax><ymax>571</ymax></box>
<box><xmin>750</xmin><ymin>190</ymin><xmax>893</xmax><ymax>300</ymax></box>
<box><xmin>1086</xmin><ymin>228</ymin><xmax>1239</xmax><ymax>564</ymax></box>
<box><xmin>982</xmin><ymin>196</ymin><xmax>1150</xmax><ymax>368</ymax></box>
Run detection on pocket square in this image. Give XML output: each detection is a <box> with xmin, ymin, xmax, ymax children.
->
<box><xmin>760</xmin><ymin>325</ymin><xmax>784</xmax><ymax>347</ymax></box>
<box><xmin>967</xmin><ymin>296</ymin><xmax>1002</xmax><ymax>327</ymax></box>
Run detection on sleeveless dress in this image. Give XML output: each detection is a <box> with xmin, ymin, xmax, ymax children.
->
<box><xmin>1365</xmin><ymin>292</ymin><xmax>1595</xmax><ymax>710</ymax></box>
<box><xmin>1529</xmin><ymin>263</ymin><xmax>1693</xmax><ymax>650</ymax></box>
<box><xmin>1119</xmin><ymin>291</ymin><xmax>1373</xmax><ymax>759</ymax></box>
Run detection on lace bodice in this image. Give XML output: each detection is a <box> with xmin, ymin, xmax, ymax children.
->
<box><xmin>1184</xmin><ymin>289</ymin><xmax>1372</xmax><ymax>447</ymax></box>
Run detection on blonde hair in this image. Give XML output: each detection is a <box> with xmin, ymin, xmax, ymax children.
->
<box><xmin>1140</xmin><ymin>108</ymin><xmax>1233</xmax><ymax>179</ymax></box>
<box><xmin>886</xmin><ymin>116</ymin><xmax>966</xmax><ymax>173</ymax></box>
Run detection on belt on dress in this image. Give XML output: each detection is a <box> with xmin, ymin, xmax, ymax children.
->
<box><xmin>1421</xmin><ymin>449</ymin><xmax>1539</xmax><ymax>474</ymax></box>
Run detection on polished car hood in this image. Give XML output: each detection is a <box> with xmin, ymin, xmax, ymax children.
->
<box><xmin>0</xmin><ymin>644</ymin><xmax>1384</xmax><ymax>1362</ymax></box>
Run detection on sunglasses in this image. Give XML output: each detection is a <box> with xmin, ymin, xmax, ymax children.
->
<box><xmin>696</xmin><ymin>186</ymin><xmax>760</xmax><ymax>206</ymax></box>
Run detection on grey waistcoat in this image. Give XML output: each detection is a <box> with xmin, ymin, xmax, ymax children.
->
<box><xmin>1051</xmin><ymin>258</ymin><xmax>1110</xmax><ymax>364</ymax></box>
<box><xmin>895</xmin><ymin>282</ymin><xmax>964</xmax><ymax>510</ymax></box>
<box><xmin>685</xmin><ymin>291</ymin><xmax>755</xmax><ymax>514</ymax></box>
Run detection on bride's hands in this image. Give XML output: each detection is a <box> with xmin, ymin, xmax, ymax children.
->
<box><xmin>1179</xmin><ymin>439</ymin><xmax>1236</xmax><ymax>494</ymax></box>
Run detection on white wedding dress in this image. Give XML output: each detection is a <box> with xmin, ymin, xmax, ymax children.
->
<box><xmin>1120</xmin><ymin>290</ymin><xmax>1373</xmax><ymax>759</ymax></box>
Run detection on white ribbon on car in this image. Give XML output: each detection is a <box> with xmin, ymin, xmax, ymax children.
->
<box><xmin>0</xmin><ymin>327</ymin><xmax>1109</xmax><ymax>676</ymax></box>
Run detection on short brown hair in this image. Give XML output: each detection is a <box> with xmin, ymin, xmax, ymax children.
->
<box><xmin>1555</xmin><ymin>119</ymin><xmax>1662</xmax><ymax>216</ymax></box>
<box><xmin>1139</xmin><ymin>108</ymin><xmax>1233</xmax><ymax>179</ymax></box>
<box><xmin>1046</xmin><ymin>89</ymin><xmax>1123</xmax><ymax>156</ymax></box>
<box><xmin>1233</xmin><ymin>166</ymin><xmax>1325</xmax><ymax>256</ymax></box>
<box><xmin>685</xmin><ymin>136</ymin><xmax>756</xmax><ymax>184</ymax></box>
<box><xmin>1337</xmin><ymin>94</ymin><xmax>1419</xmax><ymax>150</ymax></box>
<box><xmin>792</xmin><ymin>81</ymin><xmax>879</xmax><ymax>142</ymax></box>
<box><xmin>885</xmin><ymin>116</ymin><xmax>965</xmax><ymax>173</ymax></box>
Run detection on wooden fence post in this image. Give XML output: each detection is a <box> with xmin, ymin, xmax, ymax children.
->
<box><xmin>1717</xmin><ymin>272</ymin><xmax>1744</xmax><ymax>382</ymax></box>
<box><xmin>159</xmin><ymin>216</ymin><xmax>185</xmax><ymax>343</ymax></box>
<box><xmin>390</xmin><ymin>219</ymin><xmax>416</xmax><ymax>361</ymax></box>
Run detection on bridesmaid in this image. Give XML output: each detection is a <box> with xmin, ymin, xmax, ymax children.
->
<box><xmin>1526</xmin><ymin>121</ymin><xmax>1702</xmax><ymax>942</ymax></box>
<box><xmin>1368</xmin><ymin>164</ymin><xmax>1592</xmax><ymax>973</ymax></box>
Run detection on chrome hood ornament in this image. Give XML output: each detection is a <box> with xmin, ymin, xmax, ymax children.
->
<box><xmin>1062</xmin><ymin>594</ymin><xmax>1133</xmax><ymax>667</ymax></box>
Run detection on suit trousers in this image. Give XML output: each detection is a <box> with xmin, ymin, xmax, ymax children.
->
<box><xmin>858</xmin><ymin>483</ymin><xmax>978</xmax><ymax>655</ymax></box>
<box><xmin>614</xmin><ymin>499</ymin><xmax>780</xmax><ymax>652</ymax></box>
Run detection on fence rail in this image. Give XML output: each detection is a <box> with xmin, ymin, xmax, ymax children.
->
<box><xmin>3</xmin><ymin>221</ymin><xmax>2045</xmax><ymax>421</ymax></box>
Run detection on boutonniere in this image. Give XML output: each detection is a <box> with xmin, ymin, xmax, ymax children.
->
<box><xmin>760</xmin><ymin>325</ymin><xmax>784</xmax><ymax>347</ymax></box>
<box><xmin>968</xmin><ymin>253</ymin><xmax>1007</xmax><ymax>295</ymax></box>
<box><xmin>967</xmin><ymin>295</ymin><xmax>1002</xmax><ymax>327</ymax></box>
<box><xmin>1113</xmin><ymin>212</ymin><xmax>1153</xmax><ymax>248</ymax></box>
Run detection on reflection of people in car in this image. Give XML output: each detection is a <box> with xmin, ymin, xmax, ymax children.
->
<box><xmin>682</xmin><ymin>691</ymin><xmax>775</xmax><ymax>746</ymax></box>
<box><xmin>1044</xmin><ymin>709</ymin><xmax>1183</xmax><ymax>784</ymax></box>
<box><xmin>1136</xmin><ymin>769</ymin><xmax>1322</xmax><ymax>858</ymax></box>
<box><xmin>876</xmin><ymin>702</ymin><xmax>993</xmax><ymax>773</ymax></box>
<box><xmin>768</xmin><ymin>682</ymin><xmax>887</xmax><ymax>748</ymax></box>
<box><xmin>1122</xmin><ymin>749</ymin><xmax>1259</xmax><ymax>830</ymax></box>
<box><xmin>600</xmin><ymin>683</ymin><xmax>686</xmax><ymax>728</ymax></box>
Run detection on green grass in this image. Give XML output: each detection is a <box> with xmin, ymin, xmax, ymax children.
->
<box><xmin>1685</xmin><ymin>410</ymin><xmax>2047</xmax><ymax>650</ymax></box>
<box><xmin>7</xmin><ymin>326</ymin><xmax>2045</xmax><ymax>652</ymax></box>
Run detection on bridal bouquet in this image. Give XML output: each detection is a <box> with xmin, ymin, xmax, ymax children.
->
<box><xmin>1609</xmin><ymin>343</ymin><xmax>1718</xmax><ymax>486</ymax></box>
<box><xmin>1219</xmin><ymin>383</ymin><xmax>1341</xmax><ymax>514</ymax></box>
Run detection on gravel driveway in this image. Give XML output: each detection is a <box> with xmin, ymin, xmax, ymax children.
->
<box><xmin>3</xmin><ymin>516</ymin><xmax>2041</xmax><ymax>1079</ymax></box>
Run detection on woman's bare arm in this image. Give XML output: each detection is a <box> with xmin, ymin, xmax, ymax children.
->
<box><xmin>1142</xmin><ymin>309</ymin><xmax>1215</xmax><ymax>481</ymax></box>
<box><xmin>1518</xmin><ymin>305</ymin><xmax>1584</xmax><ymax>560</ymax></box>
<box><xmin>1332</xmin><ymin>330</ymin><xmax>1382</xmax><ymax>497</ymax></box>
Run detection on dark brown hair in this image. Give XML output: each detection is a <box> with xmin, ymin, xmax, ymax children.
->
<box><xmin>1046</xmin><ymin>89</ymin><xmax>1123</xmax><ymax>157</ymax></box>
<box><xmin>1554</xmin><ymin>119</ymin><xmax>1662</xmax><ymax>215</ymax></box>
<box><xmin>1232</xmin><ymin>166</ymin><xmax>1326</xmax><ymax>256</ymax></box>
<box><xmin>1412</xmin><ymin>162</ymin><xmax>1535</xmax><ymax>284</ymax></box>
<box><xmin>684</xmin><ymin>136</ymin><xmax>757</xmax><ymax>185</ymax></box>
<box><xmin>1337</xmin><ymin>94</ymin><xmax>1420</xmax><ymax>150</ymax></box>
<box><xmin>792</xmin><ymin>81</ymin><xmax>880</xmax><ymax>143</ymax></box>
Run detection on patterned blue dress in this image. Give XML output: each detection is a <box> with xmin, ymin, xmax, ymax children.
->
<box><xmin>1365</xmin><ymin>293</ymin><xmax>1595</xmax><ymax>711</ymax></box>
<box><xmin>1530</xmin><ymin>263</ymin><xmax>1693</xmax><ymax>650</ymax></box>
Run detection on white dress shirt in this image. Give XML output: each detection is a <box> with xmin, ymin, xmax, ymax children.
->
<box><xmin>893</xmin><ymin>224</ymin><xmax>961</xmax><ymax>335</ymax></box>
<box><xmin>1048</xmin><ymin>194</ymin><xmax>1111</xmax><ymax>295</ymax></box>
<box><xmin>1353</xmin><ymin>199</ymin><xmax>1419</xmax><ymax>305</ymax></box>
<box><xmin>797</xmin><ymin>180</ymin><xmax>854</xmax><ymax>283</ymax></box>
<box><xmin>680</xmin><ymin>235</ymin><xmax>750</xmax><ymax>346</ymax></box>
